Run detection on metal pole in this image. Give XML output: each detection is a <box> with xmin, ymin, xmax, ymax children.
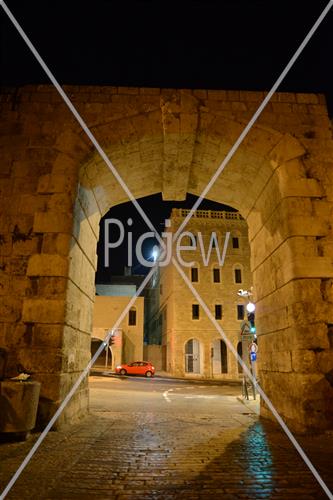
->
<box><xmin>251</xmin><ymin>359</ymin><xmax>256</xmax><ymax>400</ymax></box>
<box><xmin>105</xmin><ymin>337</ymin><xmax>109</xmax><ymax>369</ymax></box>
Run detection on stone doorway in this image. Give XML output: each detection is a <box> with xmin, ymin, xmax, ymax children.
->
<box><xmin>1</xmin><ymin>86</ymin><xmax>332</xmax><ymax>431</ymax></box>
<box><xmin>212</xmin><ymin>339</ymin><xmax>228</xmax><ymax>375</ymax></box>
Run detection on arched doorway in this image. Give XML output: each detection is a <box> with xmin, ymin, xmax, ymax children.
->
<box><xmin>185</xmin><ymin>339</ymin><xmax>201</xmax><ymax>374</ymax></box>
<box><xmin>1</xmin><ymin>86</ymin><xmax>333</xmax><ymax>431</ymax></box>
<box><xmin>212</xmin><ymin>339</ymin><xmax>228</xmax><ymax>375</ymax></box>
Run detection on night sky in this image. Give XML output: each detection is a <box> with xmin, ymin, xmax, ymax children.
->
<box><xmin>1</xmin><ymin>0</ymin><xmax>332</xmax><ymax>100</ymax></box>
<box><xmin>1</xmin><ymin>0</ymin><xmax>332</xmax><ymax>278</ymax></box>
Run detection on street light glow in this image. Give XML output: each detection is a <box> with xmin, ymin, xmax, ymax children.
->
<box><xmin>246</xmin><ymin>302</ymin><xmax>255</xmax><ymax>313</ymax></box>
<box><xmin>152</xmin><ymin>245</ymin><xmax>159</xmax><ymax>261</ymax></box>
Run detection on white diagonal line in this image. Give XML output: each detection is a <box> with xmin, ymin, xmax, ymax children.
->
<box><xmin>0</xmin><ymin>264</ymin><xmax>157</xmax><ymax>500</ymax></box>
<box><xmin>173</xmin><ymin>0</ymin><xmax>333</xmax><ymax>241</ymax></box>
<box><xmin>0</xmin><ymin>0</ymin><xmax>332</xmax><ymax>498</ymax></box>
<box><xmin>172</xmin><ymin>256</ymin><xmax>333</xmax><ymax>499</ymax></box>
<box><xmin>0</xmin><ymin>0</ymin><xmax>163</xmax><ymax>248</ymax></box>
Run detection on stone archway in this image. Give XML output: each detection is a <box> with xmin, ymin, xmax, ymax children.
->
<box><xmin>0</xmin><ymin>86</ymin><xmax>332</xmax><ymax>431</ymax></box>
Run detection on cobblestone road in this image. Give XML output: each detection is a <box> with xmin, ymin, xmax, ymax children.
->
<box><xmin>0</xmin><ymin>376</ymin><xmax>332</xmax><ymax>499</ymax></box>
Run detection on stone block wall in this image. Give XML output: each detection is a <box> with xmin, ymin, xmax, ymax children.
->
<box><xmin>0</xmin><ymin>85</ymin><xmax>332</xmax><ymax>430</ymax></box>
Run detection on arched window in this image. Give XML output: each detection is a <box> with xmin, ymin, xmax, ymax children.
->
<box><xmin>128</xmin><ymin>307</ymin><xmax>137</xmax><ymax>326</ymax></box>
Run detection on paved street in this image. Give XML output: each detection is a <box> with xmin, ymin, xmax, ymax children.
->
<box><xmin>0</xmin><ymin>375</ymin><xmax>332</xmax><ymax>499</ymax></box>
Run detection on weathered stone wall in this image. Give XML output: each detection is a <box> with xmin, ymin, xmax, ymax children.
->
<box><xmin>0</xmin><ymin>85</ymin><xmax>332</xmax><ymax>431</ymax></box>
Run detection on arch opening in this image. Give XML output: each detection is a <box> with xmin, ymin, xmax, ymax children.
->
<box><xmin>1</xmin><ymin>86</ymin><xmax>332</xmax><ymax>432</ymax></box>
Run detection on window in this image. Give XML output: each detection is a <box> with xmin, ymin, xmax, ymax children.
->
<box><xmin>213</xmin><ymin>268</ymin><xmax>220</xmax><ymax>283</ymax></box>
<box><xmin>128</xmin><ymin>308</ymin><xmax>137</xmax><ymax>326</ymax></box>
<box><xmin>237</xmin><ymin>304</ymin><xmax>245</xmax><ymax>320</ymax></box>
<box><xmin>192</xmin><ymin>304</ymin><xmax>199</xmax><ymax>320</ymax></box>
<box><xmin>232</xmin><ymin>237</ymin><xmax>239</xmax><ymax>249</ymax></box>
<box><xmin>215</xmin><ymin>304</ymin><xmax>222</xmax><ymax>320</ymax></box>
<box><xmin>234</xmin><ymin>268</ymin><xmax>242</xmax><ymax>283</ymax></box>
<box><xmin>191</xmin><ymin>267</ymin><xmax>199</xmax><ymax>282</ymax></box>
<box><xmin>160</xmin><ymin>284</ymin><xmax>163</xmax><ymax>295</ymax></box>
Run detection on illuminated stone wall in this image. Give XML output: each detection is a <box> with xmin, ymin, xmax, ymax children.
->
<box><xmin>157</xmin><ymin>209</ymin><xmax>251</xmax><ymax>380</ymax></box>
<box><xmin>0</xmin><ymin>86</ymin><xmax>332</xmax><ymax>431</ymax></box>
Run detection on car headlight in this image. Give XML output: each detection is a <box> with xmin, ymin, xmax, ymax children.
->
<box><xmin>116</xmin><ymin>365</ymin><xmax>122</xmax><ymax>369</ymax></box>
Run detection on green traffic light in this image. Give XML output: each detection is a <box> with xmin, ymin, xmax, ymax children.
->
<box><xmin>250</xmin><ymin>326</ymin><xmax>256</xmax><ymax>333</ymax></box>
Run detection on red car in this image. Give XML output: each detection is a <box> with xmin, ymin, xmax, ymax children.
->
<box><xmin>115</xmin><ymin>361</ymin><xmax>155</xmax><ymax>378</ymax></box>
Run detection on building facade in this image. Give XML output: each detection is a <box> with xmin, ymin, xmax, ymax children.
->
<box><xmin>146</xmin><ymin>208</ymin><xmax>252</xmax><ymax>380</ymax></box>
<box><xmin>93</xmin><ymin>274</ymin><xmax>145</xmax><ymax>370</ymax></box>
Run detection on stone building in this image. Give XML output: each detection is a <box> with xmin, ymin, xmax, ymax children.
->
<box><xmin>145</xmin><ymin>208</ymin><xmax>252</xmax><ymax>379</ymax></box>
<box><xmin>1</xmin><ymin>85</ymin><xmax>332</xmax><ymax>431</ymax></box>
<box><xmin>92</xmin><ymin>272</ymin><xmax>145</xmax><ymax>369</ymax></box>
<box><xmin>93</xmin><ymin>295</ymin><xmax>144</xmax><ymax>371</ymax></box>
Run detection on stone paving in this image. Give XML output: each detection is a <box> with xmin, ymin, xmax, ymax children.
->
<box><xmin>0</xmin><ymin>380</ymin><xmax>332</xmax><ymax>499</ymax></box>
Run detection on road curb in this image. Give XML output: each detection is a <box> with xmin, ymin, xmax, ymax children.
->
<box><xmin>236</xmin><ymin>395</ymin><xmax>260</xmax><ymax>415</ymax></box>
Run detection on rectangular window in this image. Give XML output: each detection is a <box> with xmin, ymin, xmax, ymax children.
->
<box><xmin>237</xmin><ymin>304</ymin><xmax>245</xmax><ymax>320</ymax></box>
<box><xmin>191</xmin><ymin>267</ymin><xmax>199</xmax><ymax>282</ymax></box>
<box><xmin>234</xmin><ymin>268</ymin><xmax>242</xmax><ymax>283</ymax></box>
<box><xmin>192</xmin><ymin>304</ymin><xmax>199</xmax><ymax>320</ymax></box>
<box><xmin>128</xmin><ymin>309</ymin><xmax>137</xmax><ymax>326</ymax></box>
<box><xmin>232</xmin><ymin>237</ymin><xmax>239</xmax><ymax>249</ymax></box>
<box><xmin>215</xmin><ymin>304</ymin><xmax>222</xmax><ymax>320</ymax></box>
<box><xmin>213</xmin><ymin>268</ymin><xmax>220</xmax><ymax>283</ymax></box>
<box><xmin>160</xmin><ymin>284</ymin><xmax>163</xmax><ymax>295</ymax></box>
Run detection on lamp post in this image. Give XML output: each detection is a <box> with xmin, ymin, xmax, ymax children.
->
<box><xmin>237</xmin><ymin>289</ymin><xmax>257</xmax><ymax>399</ymax></box>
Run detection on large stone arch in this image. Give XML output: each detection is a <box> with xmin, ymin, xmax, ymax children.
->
<box><xmin>0</xmin><ymin>86</ymin><xmax>332</xmax><ymax>431</ymax></box>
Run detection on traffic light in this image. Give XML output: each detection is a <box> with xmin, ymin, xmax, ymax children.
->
<box><xmin>109</xmin><ymin>336</ymin><xmax>115</xmax><ymax>346</ymax></box>
<box><xmin>247</xmin><ymin>312</ymin><xmax>256</xmax><ymax>334</ymax></box>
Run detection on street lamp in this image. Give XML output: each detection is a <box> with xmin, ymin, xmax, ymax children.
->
<box><xmin>237</xmin><ymin>288</ymin><xmax>257</xmax><ymax>400</ymax></box>
<box><xmin>246</xmin><ymin>301</ymin><xmax>255</xmax><ymax>313</ymax></box>
<box><xmin>152</xmin><ymin>245</ymin><xmax>159</xmax><ymax>262</ymax></box>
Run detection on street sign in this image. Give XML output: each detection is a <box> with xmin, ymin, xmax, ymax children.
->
<box><xmin>250</xmin><ymin>352</ymin><xmax>257</xmax><ymax>362</ymax></box>
<box><xmin>240</xmin><ymin>320</ymin><xmax>250</xmax><ymax>335</ymax></box>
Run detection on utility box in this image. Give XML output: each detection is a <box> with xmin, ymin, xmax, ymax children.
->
<box><xmin>0</xmin><ymin>380</ymin><xmax>41</xmax><ymax>439</ymax></box>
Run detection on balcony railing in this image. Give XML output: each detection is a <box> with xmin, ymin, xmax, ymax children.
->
<box><xmin>172</xmin><ymin>208</ymin><xmax>243</xmax><ymax>220</ymax></box>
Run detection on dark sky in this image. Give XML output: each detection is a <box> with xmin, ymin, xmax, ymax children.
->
<box><xmin>1</xmin><ymin>0</ymin><xmax>332</xmax><ymax>278</ymax></box>
<box><xmin>0</xmin><ymin>0</ymin><xmax>332</xmax><ymax>105</ymax></box>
